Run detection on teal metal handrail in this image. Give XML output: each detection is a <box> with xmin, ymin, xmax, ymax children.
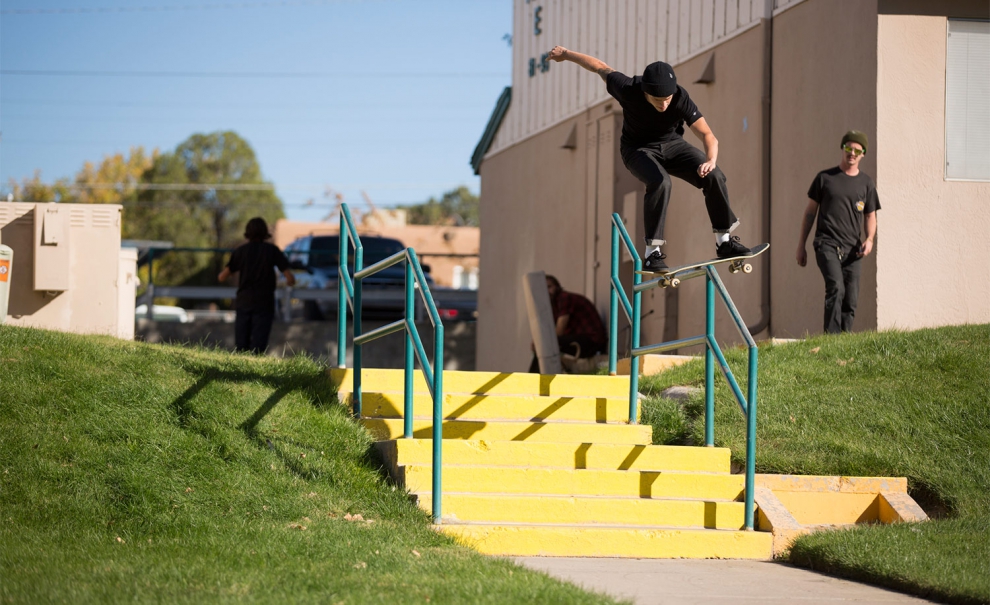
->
<box><xmin>336</xmin><ymin>203</ymin><xmax>446</xmax><ymax>523</ymax></box>
<box><xmin>608</xmin><ymin>213</ymin><xmax>759</xmax><ymax>530</ymax></box>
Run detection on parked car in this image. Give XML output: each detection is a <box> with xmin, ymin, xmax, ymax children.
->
<box><xmin>283</xmin><ymin>234</ymin><xmax>442</xmax><ymax>320</ymax></box>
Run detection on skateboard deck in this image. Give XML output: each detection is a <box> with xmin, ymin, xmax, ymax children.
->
<box><xmin>636</xmin><ymin>243</ymin><xmax>769</xmax><ymax>288</ymax></box>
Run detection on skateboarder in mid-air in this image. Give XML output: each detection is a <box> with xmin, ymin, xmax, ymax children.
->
<box><xmin>548</xmin><ymin>46</ymin><xmax>752</xmax><ymax>273</ymax></box>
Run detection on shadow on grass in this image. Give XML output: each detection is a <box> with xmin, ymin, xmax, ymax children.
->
<box><xmin>167</xmin><ymin>356</ymin><xmax>393</xmax><ymax>486</ymax></box>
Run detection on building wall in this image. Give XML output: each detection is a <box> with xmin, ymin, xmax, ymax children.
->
<box><xmin>874</xmin><ymin>13</ymin><xmax>990</xmax><ymax>328</ymax></box>
<box><xmin>768</xmin><ymin>0</ymin><xmax>879</xmax><ymax>337</ymax></box>
<box><xmin>477</xmin><ymin>118</ymin><xmax>589</xmax><ymax>371</ymax></box>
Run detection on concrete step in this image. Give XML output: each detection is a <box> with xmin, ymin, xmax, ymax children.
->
<box><xmin>401</xmin><ymin>465</ymin><xmax>744</xmax><ymax>501</ymax></box>
<box><xmin>361</xmin><ymin>418</ymin><xmax>652</xmax><ymax>445</ymax></box>
<box><xmin>331</xmin><ymin>368</ymin><xmax>631</xmax><ymax>398</ymax></box>
<box><xmin>416</xmin><ymin>492</ymin><xmax>747</xmax><ymax>530</ymax></box>
<box><xmin>377</xmin><ymin>439</ymin><xmax>732</xmax><ymax>474</ymax></box>
<box><xmin>350</xmin><ymin>391</ymin><xmax>637</xmax><ymax>423</ymax></box>
<box><xmin>439</xmin><ymin>522</ymin><xmax>772</xmax><ymax>558</ymax></box>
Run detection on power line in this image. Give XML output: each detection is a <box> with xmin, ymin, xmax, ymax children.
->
<box><xmin>1</xmin><ymin>69</ymin><xmax>508</xmax><ymax>79</ymax></box>
<box><xmin>1</xmin><ymin>1</ymin><xmax>386</xmax><ymax>16</ymax></box>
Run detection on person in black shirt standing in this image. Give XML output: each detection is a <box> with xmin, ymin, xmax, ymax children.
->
<box><xmin>796</xmin><ymin>131</ymin><xmax>880</xmax><ymax>334</ymax></box>
<box><xmin>548</xmin><ymin>46</ymin><xmax>752</xmax><ymax>273</ymax></box>
<box><xmin>218</xmin><ymin>217</ymin><xmax>296</xmax><ymax>354</ymax></box>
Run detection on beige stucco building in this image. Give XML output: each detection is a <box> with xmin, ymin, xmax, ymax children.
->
<box><xmin>473</xmin><ymin>0</ymin><xmax>989</xmax><ymax>372</ymax></box>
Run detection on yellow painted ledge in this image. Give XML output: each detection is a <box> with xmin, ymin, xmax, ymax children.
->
<box><xmin>754</xmin><ymin>474</ymin><xmax>929</xmax><ymax>555</ymax></box>
<box><xmin>440</xmin><ymin>523</ymin><xmax>773</xmax><ymax>559</ymax></box>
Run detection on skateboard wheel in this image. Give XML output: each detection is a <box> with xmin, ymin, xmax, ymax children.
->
<box><xmin>670</xmin><ymin>278</ymin><xmax>681</xmax><ymax>288</ymax></box>
<box><xmin>742</xmin><ymin>263</ymin><xmax>753</xmax><ymax>274</ymax></box>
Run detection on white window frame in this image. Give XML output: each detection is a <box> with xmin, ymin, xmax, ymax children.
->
<box><xmin>944</xmin><ymin>19</ymin><xmax>990</xmax><ymax>182</ymax></box>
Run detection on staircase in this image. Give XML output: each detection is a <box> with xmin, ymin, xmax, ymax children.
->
<box><xmin>331</xmin><ymin>368</ymin><xmax>772</xmax><ymax>559</ymax></box>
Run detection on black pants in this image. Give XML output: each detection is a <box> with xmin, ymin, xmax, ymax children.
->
<box><xmin>234</xmin><ymin>308</ymin><xmax>275</xmax><ymax>354</ymax></box>
<box><xmin>814</xmin><ymin>242</ymin><xmax>862</xmax><ymax>334</ymax></box>
<box><xmin>621</xmin><ymin>137</ymin><xmax>739</xmax><ymax>246</ymax></box>
<box><xmin>529</xmin><ymin>335</ymin><xmax>603</xmax><ymax>373</ymax></box>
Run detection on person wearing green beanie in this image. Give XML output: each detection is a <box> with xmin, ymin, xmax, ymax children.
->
<box><xmin>796</xmin><ymin>130</ymin><xmax>881</xmax><ymax>334</ymax></box>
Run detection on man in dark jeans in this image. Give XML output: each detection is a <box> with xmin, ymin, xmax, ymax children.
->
<box><xmin>218</xmin><ymin>217</ymin><xmax>295</xmax><ymax>354</ymax></box>
<box><xmin>529</xmin><ymin>275</ymin><xmax>608</xmax><ymax>373</ymax></box>
<box><xmin>548</xmin><ymin>46</ymin><xmax>752</xmax><ymax>273</ymax></box>
<box><xmin>796</xmin><ymin>130</ymin><xmax>880</xmax><ymax>333</ymax></box>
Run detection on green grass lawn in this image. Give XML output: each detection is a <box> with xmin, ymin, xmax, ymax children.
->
<box><xmin>640</xmin><ymin>324</ymin><xmax>990</xmax><ymax>605</ymax></box>
<box><xmin>0</xmin><ymin>325</ymin><xmax>618</xmax><ymax>604</ymax></box>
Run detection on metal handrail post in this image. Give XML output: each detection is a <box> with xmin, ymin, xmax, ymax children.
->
<box><xmin>609</xmin><ymin>223</ymin><xmax>619</xmax><ymax>375</ymax></box>
<box><xmin>403</xmin><ymin>260</ymin><xmax>414</xmax><ymax>439</ymax></box>
<box><xmin>432</xmin><ymin>321</ymin><xmax>444</xmax><ymax>523</ymax></box>
<box><xmin>629</xmin><ymin>259</ymin><xmax>642</xmax><ymax>424</ymax></box>
<box><xmin>353</xmin><ymin>245</ymin><xmax>364</xmax><ymax>417</ymax></box>
<box><xmin>745</xmin><ymin>347</ymin><xmax>758</xmax><ymax>530</ymax></box>
<box><xmin>337</xmin><ymin>215</ymin><xmax>348</xmax><ymax>368</ymax></box>
<box><xmin>705</xmin><ymin>275</ymin><xmax>715</xmax><ymax>447</ymax></box>
<box><xmin>146</xmin><ymin>249</ymin><xmax>155</xmax><ymax>319</ymax></box>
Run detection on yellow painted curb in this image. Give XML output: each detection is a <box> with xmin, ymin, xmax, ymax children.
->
<box><xmin>404</xmin><ymin>465</ymin><xmax>744</xmax><ymax>500</ymax></box>
<box><xmin>330</xmin><ymin>368</ymin><xmax>631</xmax><ymax>398</ymax></box>
<box><xmin>377</xmin><ymin>439</ymin><xmax>732</xmax><ymax>473</ymax></box>
<box><xmin>351</xmin><ymin>391</ymin><xmax>637</xmax><ymax>423</ymax></box>
<box><xmin>361</xmin><ymin>418</ymin><xmax>652</xmax><ymax>445</ymax></box>
<box><xmin>440</xmin><ymin>524</ymin><xmax>772</xmax><ymax>559</ymax></box>
<box><xmin>418</xmin><ymin>493</ymin><xmax>747</xmax><ymax>529</ymax></box>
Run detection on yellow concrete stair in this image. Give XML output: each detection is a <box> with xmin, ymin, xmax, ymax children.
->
<box><xmin>350</xmin><ymin>391</ymin><xmax>634</xmax><ymax>423</ymax></box>
<box><xmin>376</xmin><ymin>439</ymin><xmax>733</xmax><ymax>473</ymax></box>
<box><xmin>329</xmin><ymin>367</ymin><xmax>772</xmax><ymax>559</ymax></box>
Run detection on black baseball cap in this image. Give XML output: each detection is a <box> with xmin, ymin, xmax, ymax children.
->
<box><xmin>642</xmin><ymin>61</ymin><xmax>678</xmax><ymax>97</ymax></box>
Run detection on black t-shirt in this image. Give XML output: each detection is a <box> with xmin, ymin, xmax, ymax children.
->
<box><xmin>605</xmin><ymin>72</ymin><xmax>702</xmax><ymax>149</ymax></box>
<box><xmin>226</xmin><ymin>241</ymin><xmax>290</xmax><ymax>311</ymax></box>
<box><xmin>808</xmin><ymin>167</ymin><xmax>881</xmax><ymax>251</ymax></box>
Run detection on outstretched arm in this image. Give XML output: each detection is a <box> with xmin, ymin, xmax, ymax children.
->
<box><xmin>548</xmin><ymin>46</ymin><xmax>614</xmax><ymax>81</ymax></box>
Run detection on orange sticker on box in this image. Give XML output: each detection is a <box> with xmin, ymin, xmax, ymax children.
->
<box><xmin>0</xmin><ymin>259</ymin><xmax>9</xmax><ymax>282</ymax></box>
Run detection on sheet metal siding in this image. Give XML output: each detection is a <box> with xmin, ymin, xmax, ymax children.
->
<box><xmin>489</xmin><ymin>0</ymin><xmax>806</xmax><ymax>156</ymax></box>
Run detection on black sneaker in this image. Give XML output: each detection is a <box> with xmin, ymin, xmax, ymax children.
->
<box><xmin>643</xmin><ymin>250</ymin><xmax>669</xmax><ymax>273</ymax></box>
<box><xmin>716</xmin><ymin>236</ymin><xmax>752</xmax><ymax>259</ymax></box>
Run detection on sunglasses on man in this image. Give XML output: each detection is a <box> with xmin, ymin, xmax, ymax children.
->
<box><xmin>842</xmin><ymin>144</ymin><xmax>865</xmax><ymax>157</ymax></box>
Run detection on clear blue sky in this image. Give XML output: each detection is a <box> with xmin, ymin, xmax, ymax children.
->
<box><xmin>0</xmin><ymin>0</ymin><xmax>512</xmax><ymax>222</ymax></box>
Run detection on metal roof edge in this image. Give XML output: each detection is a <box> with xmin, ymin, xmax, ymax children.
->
<box><xmin>470</xmin><ymin>86</ymin><xmax>512</xmax><ymax>176</ymax></box>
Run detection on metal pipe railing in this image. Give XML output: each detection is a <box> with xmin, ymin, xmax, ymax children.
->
<box><xmin>336</xmin><ymin>204</ymin><xmax>446</xmax><ymax>523</ymax></box>
<box><xmin>608</xmin><ymin>212</ymin><xmax>760</xmax><ymax>530</ymax></box>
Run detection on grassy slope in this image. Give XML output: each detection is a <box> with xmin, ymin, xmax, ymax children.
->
<box><xmin>640</xmin><ymin>324</ymin><xmax>990</xmax><ymax>605</ymax></box>
<box><xmin>0</xmin><ymin>326</ymin><xmax>617</xmax><ymax>605</ymax></box>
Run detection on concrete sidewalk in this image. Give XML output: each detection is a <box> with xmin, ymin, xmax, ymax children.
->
<box><xmin>515</xmin><ymin>558</ymin><xmax>934</xmax><ymax>604</ymax></box>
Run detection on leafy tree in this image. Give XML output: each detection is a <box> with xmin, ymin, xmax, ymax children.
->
<box><xmin>73</xmin><ymin>147</ymin><xmax>157</xmax><ymax>210</ymax></box>
<box><xmin>4</xmin><ymin>170</ymin><xmax>71</xmax><ymax>203</ymax></box>
<box><xmin>131</xmin><ymin>131</ymin><xmax>285</xmax><ymax>288</ymax></box>
<box><xmin>405</xmin><ymin>186</ymin><xmax>479</xmax><ymax>227</ymax></box>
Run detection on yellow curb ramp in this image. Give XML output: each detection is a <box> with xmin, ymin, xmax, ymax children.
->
<box><xmin>416</xmin><ymin>493</ymin><xmax>747</xmax><ymax>530</ymax></box>
<box><xmin>403</xmin><ymin>465</ymin><xmax>745</xmax><ymax>500</ymax></box>
<box><xmin>330</xmin><ymin>368</ymin><xmax>631</xmax><ymax>398</ymax></box>
<box><xmin>361</xmin><ymin>418</ymin><xmax>652</xmax><ymax>445</ymax></box>
<box><xmin>440</xmin><ymin>523</ymin><xmax>772</xmax><ymax>559</ymax></box>
<box><xmin>351</xmin><ymin>391</ymin><xmax>637</xmax><ymax>423</ymax></box>
<box><xmin>377</xmin><ymin>439</ymin><xmax>732</xmax><ymax>473</ymax></box>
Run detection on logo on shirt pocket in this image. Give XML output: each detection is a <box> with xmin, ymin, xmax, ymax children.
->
<box><xmin>855</xmin><ymin>201</ymin><xmax>865</xmax><ymax>212</ymax></box>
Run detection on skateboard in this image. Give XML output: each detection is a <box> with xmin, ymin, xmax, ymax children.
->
<box><xmin>635</xmin><ymin>243</ymin><xmax>769</xmax><ymax>288</ymax></box>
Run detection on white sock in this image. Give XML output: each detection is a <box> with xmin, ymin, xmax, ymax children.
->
<box><xmin>645</xmin><ymin>245</ymin><xmax>662</xmax><ymax>257</ymax></box>
<box><xmin>715</xmin><ymin>233</ymin><xmax>730</xmax><ymax>245</ymax></box>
